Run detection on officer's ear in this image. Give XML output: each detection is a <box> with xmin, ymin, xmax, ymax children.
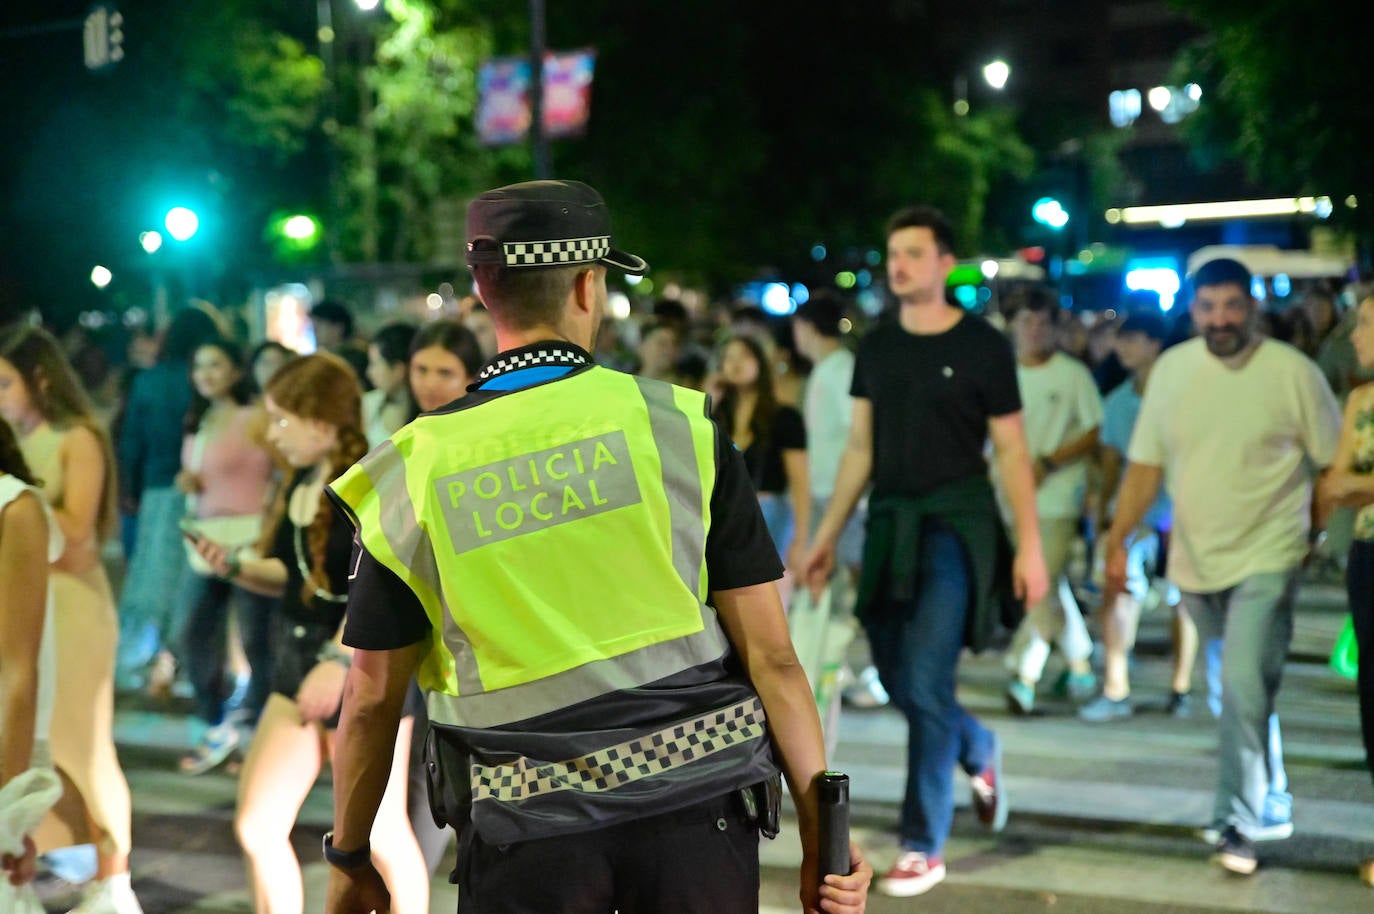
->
<box><xmin>571</xmin><ymin>267</ymin><xmax>599</xmax><ymax>316</ymax></box>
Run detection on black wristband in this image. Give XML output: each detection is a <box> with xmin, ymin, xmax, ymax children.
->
<box><xmin>323</xmin><ymin>831</ymin><xmax>371</xmax><ymax>869</ymax></box>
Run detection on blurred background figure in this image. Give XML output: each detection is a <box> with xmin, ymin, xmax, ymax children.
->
<box><xmin>0</xmin><ymin>325</ymin><xmax>144</xmax><ymax>914</ymax></box>
<box><xmin>189</xmin><ymin>353</ymin><xmax>427</xmax><ymax>914</ymax></box>
<box><xmin>116</xmin><ymin>306</ymin><xmax>219</xmax><ymax>694</ymax></box>
<box><xmin>632</xmin><ymin>320</ymin><xmax>682</xmax><ymax>384</ymax></box>
<box><xmin>462</xmin><ymin>303</ymin><xmax>499</xmax><ymax>363</ymax></box>
<box><xmin>0</xmin><ymin>415</ymin><xmax>58</xmax><ymax>894</ymax></box>
<box><xmin>1316</xmin><ymin>290</ymin><xmax>1374</xmax><ymax>887</ymax></box>
<box><xmin>1001</xmin><ymin>288</ymin><xmax>1102</xmax><ymax>715</ymax></box>
<box><xmin>1079</xmin><ymin>312</ymin><xmax>1189</xmax><ymax>723</ymax></box>
<box><xmin>363</xmin><ymin>323</ymin><xmax>417</xmax><ymax>448</ymax></box>
<box><xmin>175</xmin><ymin>338</ymin><xmax>277</xmax><ymax>776</ymax></box>
<box><xmin>307</xmin><ymin>300</ymin><xmax>370</xmax><ymax>388</ymax></box>
<box><xmin>406</xmin><ymin>319</ymin><xmax>483</xmax><ymax>417</ymax></box>
<box><xmin>712</xmin><ymin>335</ymin><xmax>809</xmax><ymax>592</ymax></box>
<box><xmin>247</xmin><ymin>341</ymin><xmax>293</xmax><ymax>400</ymax></box>
<box><xmin>790</xmin><ymin>292</ymin><xmax>886</xmax><ymax>708</ymax></box>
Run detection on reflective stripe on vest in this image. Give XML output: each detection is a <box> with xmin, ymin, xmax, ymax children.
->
<box><xmin>332</xmin><ymin>368</ymin><xmax>731</xmax><ymax>729</ymax></box>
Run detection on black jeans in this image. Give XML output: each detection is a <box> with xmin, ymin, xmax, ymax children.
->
<box><xmin>455</xmin><ymin>792</ymin><xmax>760</xmax><ymax>914</ymax></box>
<box><xmin>178</xmin><ymin>572</ymin><xmax>276</xmax><ymax>726</ymax></box>
<box><xmin>1347</xmin><ymin>540</ymin><xmax>1374</xmax><ymax>782</ymax></box>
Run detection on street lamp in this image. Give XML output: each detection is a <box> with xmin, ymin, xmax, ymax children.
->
<box><xmin>90</xmin><ymin>265</ymin><xmax>112</xmax><ymax>289</ymax></box>
<box><xmin>954</xmin><ymin>58</ymin><xmax>1011</xmax><ymax>116</ymax></box>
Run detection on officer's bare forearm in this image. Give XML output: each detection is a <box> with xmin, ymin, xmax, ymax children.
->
<box><xmin>331</xmin><ymin>643</ymin><xmax>422</xmax><ymax>851</ymax></box>
<box><xmin>1106</xmin><ymin>463</ymin><xmax>1163</xmax><ymax>544</ymax></box>
<box><xmin>712</xmin><ymin>584</ymin><xmax>827</xmax><ymax>839</ymax></box>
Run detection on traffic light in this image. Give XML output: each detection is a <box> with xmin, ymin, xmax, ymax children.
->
<box><xmin>1032</xmin><ymin>197</ymin><xmax>1069</xmax><ymax>230</ymax></box>
<box><xmin>165</xmin><ymin>207</ymin><xmax>200</xmax><ymax>242</ymax></box>
<box><xmin>83</xmin><ymin>5</ymin><xmax>124</xmax><ymax>71</ymax></box>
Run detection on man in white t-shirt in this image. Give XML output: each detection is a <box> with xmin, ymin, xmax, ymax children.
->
<box><xmin>1105</xmin><ymin>257</ymin><xmax>1341</xmax><ymax>876</ymax></box>
<box><xmin>792</xmin><ymin>293</ymin><xmax>887</xmax><ymax>708</ymax></box>
<box><xmin>1002</xmin><ymin>288</ymin><xmax>1103</xmax><ymax>714</ymax></box>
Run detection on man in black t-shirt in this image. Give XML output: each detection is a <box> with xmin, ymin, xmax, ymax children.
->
<box><xmin>804</xmin><ymin>204</ymin><xmax>1048</xmax><ymax>899</ymax></box>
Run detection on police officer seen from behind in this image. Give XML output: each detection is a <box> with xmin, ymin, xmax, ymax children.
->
<box><xmin>324</xmin><ymin>180</ymin><xmax>872</xmax><ymax>914</ymax></box>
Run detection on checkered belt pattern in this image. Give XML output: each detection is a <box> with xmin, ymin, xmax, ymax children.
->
<box><xmin>470</xmin><ymin>697</ymin><xmax>767</xmax><ymax>803</ymax></box>
<box><xmin>503</xmin><ymin>236</ymin><xmax>611</xmax><ymax>267</ymax></box>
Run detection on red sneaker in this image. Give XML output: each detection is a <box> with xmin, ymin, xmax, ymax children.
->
<box><xmin>877</xmin><ymin>851</ymin><xmax>946</xmax><ymax>897</ymax></box>
<box><xmin>970</xmin><ymin>733</ymin><xmax>1007</xmax><ymax>831</ymax></box>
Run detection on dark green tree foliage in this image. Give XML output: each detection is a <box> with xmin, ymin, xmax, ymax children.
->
<box><xmin>1169</xmin><ymin>0</ymin><xmax>1374</xmax><ymax>237</ymax></box>
<box><xmin>540</xmin><ymin>0</ymin><xmax>1034</xmax><ymax>286</ymax></box>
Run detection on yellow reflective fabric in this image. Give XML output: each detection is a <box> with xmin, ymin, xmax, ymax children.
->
<box><xmin>332</xmin><ymin>368</ymin><xmax>726</xmax><ymax>728</ymax></box>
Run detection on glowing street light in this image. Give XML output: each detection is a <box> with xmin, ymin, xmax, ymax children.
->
<box><xmin>139</xmin><ymin>230</ymin><xmax>163</xmax><ymax>254</ymax></box>
<box><xmin>955</xmin><ymin>59</ymin><xmax>1011</xmax><ymax>116</ymax></box>
<box><xmin>165</xmin><ymin>206</ymin><xmax>200</xmax><ymax>242</ymax></box>
<box><xmin>982</xmin><ymin>59</ymin><xmax>1011</xmax><ymax>91</ymax></box>
<box><xmin>90</xmin><ymin>265</ymin><xmax>113</xmax><ymax>289</ymax></box>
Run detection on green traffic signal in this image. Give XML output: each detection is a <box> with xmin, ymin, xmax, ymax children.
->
<box><xmin>165</xmin><ymin>207</ymin><xmax>200</xmax><ymax>241</ymax></box>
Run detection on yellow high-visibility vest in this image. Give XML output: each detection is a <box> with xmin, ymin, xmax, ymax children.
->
<box><xmin>331</xmin><ymin>366</ymin><xmax>734</xmax><ymax>729</ymax></box>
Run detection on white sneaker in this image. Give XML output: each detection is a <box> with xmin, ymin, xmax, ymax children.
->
<box><xmin>66</xmin><ymin>874</ymin><xmax>144</xmax><ymax>914</ymax></box>
<box><xmin>842</xmin><ymin>665</ymin><xmax>889</xmax><ymax>708</ymax></box>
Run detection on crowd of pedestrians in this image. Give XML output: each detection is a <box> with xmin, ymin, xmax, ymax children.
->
<box><xmin>1</xmin><ymin>193</ymin><xmax>1373</xmax><ymax>914</ymax></box>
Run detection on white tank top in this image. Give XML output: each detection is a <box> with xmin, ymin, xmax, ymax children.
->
<box><xmin>0</xmin><ymin>474</ymin><xmax>64</xmax><ymax>758</ymax></box>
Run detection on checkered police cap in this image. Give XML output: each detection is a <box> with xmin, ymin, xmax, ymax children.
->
<box><xmin>465</xmin><ymin>180</ymin><xmax>649</xmax><ymax>275</ymax></box>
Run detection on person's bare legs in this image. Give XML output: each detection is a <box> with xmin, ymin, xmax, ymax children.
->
<box><xmin>1172</xmin><ymin>604</ymin><xmax>1199</xmax><ymax>696</ymax></box>
<box><xmin>351</xmin><ymin>714</ymin><xmax>429</xmax><ymax>914</ymax></box>
<box><xmin>234</xmin><ymin>694</ymin><xmax>326</xmax><ymax>914</ymax></box>
<box><xmin>1101</xmin><ymin>592</ymin><xmax>1142</xmax><ymax>701</ymax></box>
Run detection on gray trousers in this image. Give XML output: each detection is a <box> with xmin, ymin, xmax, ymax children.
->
<box><xmin>1180</xmin><ymin>568</ymin><xmax>1298</xmax><ymax>835</ymax></box>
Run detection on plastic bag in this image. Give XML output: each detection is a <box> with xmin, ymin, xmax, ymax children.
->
<box><xmin>0</xmin><ymin>767</ymin><xmax>63</xmax><ymax>914</ymax></box>
<box><xmin>788</xmin><ymin>583</ymin><xmax>855</xmax><ymax>761</ymax></box>
<box><xmin>1330</xmin><ymin>615</ymin><xmax>1359</xmax><ymax>681</ymax></box>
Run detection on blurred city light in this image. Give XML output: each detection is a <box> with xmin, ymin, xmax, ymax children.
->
<box><xmin>1147</xmin><ymin>86</ymin><xmax>1172</xmax><ymax>112</ymax></box>
<box><xmin>1273</xmin><ymin>273</ymin><xmax>1292</xmax><ymax>298</ymax></box>
<box><xmin>355</xmin><ymin>0</ymin><xmax>381</xmax><ymax>9</ymax></box>
<box><xmin>1110</xmin><ymin>196</ymin><xmax>1333</xmax><ymax>226</ymax></box>
<box><xmin>283</xmin><ymin>214</ymin><xmax>320</xmax><ymax>241</ymax></box>
<box><xmin>90</xmin><ymin>265</ymin><xmax>113</xmax><ymax>289</ymax></box>
<box><xmin>835</xmin><ymin>271</ymin><xmax>857</xmax><ymax>290</ymax></box>
<box><xmin>426</xmin><ymin>293</ymin><xmax>444</xmax><ymax>311</ymax></box>
<box><xmin>982</xmin><ymin>59</ymin><xmax>1010</xmax><ymax>90</ymax></box>
<box><xmin>761</xmin><ymin>282</ymin><xmax>794</xmax><ymax>316</ymax></box>
<box><xmin>810</xmin><ymin>244</ymin><xmax>827</xmax><ymax>262</ymax></box>
<box><xmin>1032</xmin><ymin>197</ymin><xmax>1069</xmax><ymax>230</ymax></box>
<box><xmin>1109</xmin><ymin>89</ymin><xmax>1142</xmax><ymax>127</ymax></box>
<box><xmin>1125</xmin><ymin>258</ymin><xmax>1181</xmax><ymax>311</ymax></box>
<box><xmin>1185</xmin><ymin>83</ymin><xmax>1203</xmax><ymax>102</ymax></box>
<box><xmin>608</xmin><ymin>291</ymin><xmax>632</xmax><ymax>320</ymax></box>
<box><xmin>981</xmin><ymin>259</ymin><xmax>1000</xmax><ymax>279</ymax></box>
<box><xmin>625</xmin><ymin>274</ymin><xmax>643</xmax><ymax>286</ymax></box>
<box><xmin>165</xmin><ymin>206</ymin><xmax>200</xmax><ymax>241</ymax></box>
<box><xmin>139</xmin><ymin>230</ymin><xmax>163</xmax><ymax>253</ymax></box>
<box><xmin>790</xmin><ymin>283</ymin><xmax>810</xmax><ymax>305</ymax></box>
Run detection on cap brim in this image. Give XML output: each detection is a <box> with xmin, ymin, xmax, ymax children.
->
<box><xmin>599</xmin><ymin>248</ymin><xmax>649</xmax><ymax>275</ymax></box>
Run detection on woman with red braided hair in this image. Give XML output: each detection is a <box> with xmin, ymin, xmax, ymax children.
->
<box><xmin>189</xmin><ymin>352</ymin><xmax>426</xmax><ymax>914</ymax></box>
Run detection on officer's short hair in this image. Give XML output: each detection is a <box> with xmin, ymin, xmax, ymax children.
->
<box><xmin>471</xmin><ymin>263</ymin><xmax>583</xmax><ymax>331</ymax></box>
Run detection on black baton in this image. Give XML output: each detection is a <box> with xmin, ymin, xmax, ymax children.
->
<box><xmin>817</xmin><ymin>771</ymin><xmax>850</xmax><ymax>877</ymax></box>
